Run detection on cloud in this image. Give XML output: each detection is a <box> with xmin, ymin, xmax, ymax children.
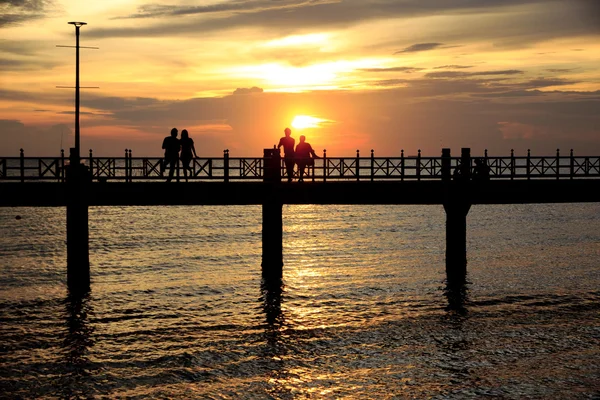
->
<box><xmin>0</xmin><ymin>56</ymin><xmax>59</xmax><ymax>71</ymax></box>
<box><xmin>233</xmin><ymin>86</ymin><xmax>264</xmax><ymax>95</ymax></box>
<box><xmin>0</xmin><ymin>0</ymin><xmax>54</xmax><ymax>27</ymax></box>
<box><xmin>545</xmin><ymin>68</ymin><xmax>577</xmax><ymax>73</ymax></box>
<box><xmin>113</xmin><ymin>0</ymin><xmax>330</xmax><ymax>19</ymax></box>
<box><xmin>497</xmin><ymin>121</ymin><xmax>547</xmax><ymax>140</ymax></box>
<box><xmin>433</xmin><ymin>65</ymin><xmax>473</xmax><ymax>69</ymax></box>
<box><xmin>360</xmin><ymin>67</ymin><xmax>423</xmax><ymax>73</ymax></box>
<box><xmin>394</xmin><ymin>43</ymin><xmax>444</xmax><ymax>54</ymax></box>
<box><xmin>473</xmin><ymin>90</ymin><xmax>546</xmax><ymax>98</ymax></box>
<box><xmin>516</xmin><ymin>78</ymin><xmax>578</xmax><ymax>89</ymax></box>
<box><xmin>89</xmin><ymin>0</ymin><xmax>599</xmax><ymax>44</ymax></box>
<box><xmin>0</xmin><ymin>119</ymin><xmax>71</xmax><ymax>155</ymax></box>
<box><xmin>425</xmin><ymin>70</ymin><xmax>523</xmax><ymax>78</ymax></box>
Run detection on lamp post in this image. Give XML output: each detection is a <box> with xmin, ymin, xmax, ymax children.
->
<box><xmin>68</xmin><ymin>21</ymin><xmax>86</xmax><ymax>162</ymax></box>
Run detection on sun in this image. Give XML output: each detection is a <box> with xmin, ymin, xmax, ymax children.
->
<box><xmin>291</xmin><ymin>115</ymin><xmax>327</xmax><ymax>130</ymax></box>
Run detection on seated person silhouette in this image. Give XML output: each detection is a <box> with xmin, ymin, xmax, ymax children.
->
<box><xmin>294</xmin><ymin>135</ymin><xmax>320</xmax><ymax>182</ymax></box>
<box><xmin>473</xmin><ymin>158</ymin><xmax>490</xmax><ymax>182</ymax></box>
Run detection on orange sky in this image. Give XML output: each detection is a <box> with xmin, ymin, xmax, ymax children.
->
<box><xmin>1</xmin><ymin>0</ymin><xmax>599</xmax><ymax>156</ymax></box>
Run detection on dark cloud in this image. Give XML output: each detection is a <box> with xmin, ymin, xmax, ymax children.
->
<box><xmin>433</xmin><ymin>65</ymin><xmax>473</xmax><ymax>69</ymax></box>
<box><xmin>88</xmin><ymin>0</ymin><xmax>598</xmax><ymax>48</ymax></box>
<box><xmin>233</xmin><ymin>86</ymin><xmax>264</xmax><ymax>95</ymax></box>
<box><xmin>0</xmin><ymin>57</ymin><xmax>58</xmax><ymax>70</ymax></box>
<box><xmin>473</xmin><ymin>90</ymin><xmax>546</xmax><ymax>98</ymax></box>
<box><xmin>360</xmin><ymin>67</ymin><xmax>423</xmax><ymax>73</ymax></box>
<box><xmin>518</xmin><ymin>78</ymin><xmax>578</xmax><ymax>89</ymax></box>
<box><xmin>80</xmin><ymin>96</ymin><xmax>160</xmax><ymax>112</ymax></box>
<box><xmin>425</xmin><ymin>70</ymin><xmax>523</xmax><ymax>78</ymax></box>
<box><xmin>0</xmin><ymin>0</ymin><xmax>54</xmax><ymax>27</ymax></box>
<box><xmin>545</xmin><ymin>68</ymin><xmax>577</xmax><ymax>73</ymax></box>
<box><xmin>0</xmin><ymin>119</ymin><xmax>71</xmax><ymax>156</ymax></box>
<box><xmin>394</xmin><ymin>43</ymin><xmax>444</xmax><ymax>54</ymax></box>
<box><xmin>112</xmin><ymin>0</ymin><xmax>329</xmax><ymax>20</ymax></box>
<box><xmin>85</xmin><ymin>0</ymin><xmax>542</xmax><ymax>39</ymax></box>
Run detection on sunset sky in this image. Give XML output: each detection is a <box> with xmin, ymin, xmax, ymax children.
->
<box><xmin>1</xmin><ymin>0</ymin><xmax>599</xmax><ymax>156</ymax></box>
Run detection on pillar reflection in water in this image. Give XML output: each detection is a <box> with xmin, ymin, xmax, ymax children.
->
<box><xmin>443</xmin><ymin>280</ymin><xmax>469</xmax><ymax>317</ymax></box>
<box><xmin>56</xmin><ymin>288</ymin><xmax>95</xmax><ymax>398</ymax></box>
<box><xmin>260</xmin><ymin>277</ymin><xmax>293</xmax><ymax>398</ymax></box>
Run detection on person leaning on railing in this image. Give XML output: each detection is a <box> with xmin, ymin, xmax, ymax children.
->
<box><xmin>295</xmin><ymin>135</ymin><xmax>320</xmax><ymax>182</ymax></box>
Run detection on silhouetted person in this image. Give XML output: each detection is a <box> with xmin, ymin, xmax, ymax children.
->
<box><xmin>473</xmin><ymin>158</ymin><xmax>490</xmax><ymax>182</ymax></box>
<box><xmin>277</xmin><ymin>127</ymin><xmax>295</xmax><ymax>182</ymax></box>
<box><xmin>295</xmin><ymin>135</ymin><xmax>320</xmax><ymax>182</ymax></box>
<box><xmin>180</xmin><ymin>129</ymin><xmax>198</xmax><ymax>182</ymax></box>
<box><xmin>162</xmin><ymin>127</ymin><xmax>180</xmax><ymax>182</ymax></box>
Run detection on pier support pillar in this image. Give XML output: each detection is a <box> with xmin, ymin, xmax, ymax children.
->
<box><xmin>66</xmin><ymin>149</ymin><xmax>91</xmax><ymax>292</ymax></box>
<box><xmin>262</xmin><ymin>202</ymin><xmax>283</xmax><ymax>279</ymax></box>
<box><xmin>262</xmin><ymin>148</ymin><xmax>283</xmax><ymax>279</ymax></box>
<box><xmin>443</xmin><ymin>201</ymin><xmax>471</xmax><ymax>283</ymax></box>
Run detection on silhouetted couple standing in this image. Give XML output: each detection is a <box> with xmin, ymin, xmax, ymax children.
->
<box><xmin>161</xmin><ymin>128</ymin><xmax>198</xmax><ymax>182</ymax></box>
<box><xmin>277</xmin><ymin>127</ymin><xmax>320</xmax><ymax>182</ymax></box>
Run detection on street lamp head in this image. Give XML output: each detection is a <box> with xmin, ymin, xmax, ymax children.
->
<box><xmin>68</xmin><ymin>22</ymin><xmax>87</xmax><ymax>27</ymax></box>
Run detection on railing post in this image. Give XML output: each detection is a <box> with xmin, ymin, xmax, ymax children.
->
<box><xmin>556</xmin><ymin>148</ymin><xmax>560</xmax><ymax>180</ymax></box>
<box><xmin>124</xmin><ymin>149</ymin><xmax>129</xmax><ymax>182</ymax></box>
<box><xmin>224</xmin><ymin>149</ymin><xmax>229</xmax><ymax>182</ymax></box>
<box><xmin>484</xmin><ymin>149</ymin><xmax>489</xmax><ymax>177</ymax></box>
<box><xmin>128</xmin><ymin>149</ymin><xmax>132</xmax><ymax>182</ymax></box>
<box><xmin>526</xmin><ymin>149</ymin><xmax>530</xmax><ymax>180</ymax></box>
<box><xmin>570</xmin><ymin>149</ymin><xmax>574</xmax><ymax>179</ymax></box>
<box><xmin>61</xmin><ymin>149</ymin><xmax>65</xmax><ymax>182</ymax></box>
<box><xmin>19</xmin><ymin>148</ymin><xmax>25</xmax><ymax>183</ymax></box>
<box><xmin>401</xmin><ymin>149</ymin><xmax>405</xmax><ymax>181</ymax></box>
<box><xmin>510</xmin><ymin>149</ymin><xmax>517</xmax><ymax>181</ymax></box>
<box><xmin>356</xmin><ymin>149</ymin><xmax>360</xmax><ymax>181</ymax></box>
<box><xmin>129</xmin><ymin>149</ymin><xmax>133</xmax><ymax>182</ymax></box>
<box><xmin>370</xmin><ymin>149</ymin><xmax>374</xmax><ymax>182</ymax></box>
<box><xmin>323</xmin><ymin>149</ymin><xmax>327</xmax><ymax>183</ymax></box>
<box><xmin>441</xmin><ymin>148</ymin><xmax>451</xmax><ymax>182</ymax></box>
<box><xmin>416</xmin><ymin>149</ymin><xmax>422</xmax><ymax>181</ymax></box>
<box><xmin>89</xmin><ymin>149</ymin><xmax>93</xmax><ymax>176</ymax></box>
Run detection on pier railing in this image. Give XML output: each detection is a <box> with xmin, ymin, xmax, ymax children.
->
<box><xmin>1</xmin><ymin>148</ymin><xmax>599</xmax><ymax>182</ymax></box>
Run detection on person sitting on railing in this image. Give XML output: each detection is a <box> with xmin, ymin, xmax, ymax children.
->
<box><xmin>473</xmin><ymin>158</ymin><xmax>490</xmax><ymax>182</ymax></box>
<box><xmin>180</xmin><ymin>129</ymin><xmax>198</xmax><ymax>182</ymax></box>
<box><xmin>295</xmin><ymin>135</ymin><xmax>320</xmax><ymax>182</ymax></box>
<box><xmin>162</xmin><ymin>127</ymin><xmax>180</xmax><ymax>182</ymax></box>
<box><xmin>278</xmin><ymin>127</ymin><xmax>295</xmax><ymax>182</ymax></box>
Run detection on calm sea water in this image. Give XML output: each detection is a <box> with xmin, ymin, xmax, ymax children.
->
<box><xmin>0</xmin><ymin>204</ymin><xmax>599</xmax><ymax>399</ymax></box>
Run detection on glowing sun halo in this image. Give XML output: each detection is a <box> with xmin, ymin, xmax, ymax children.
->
<box><xmin>291</xmin><ymin>115</ymin><xmax>327</xmax><ymax>129</ymax></box>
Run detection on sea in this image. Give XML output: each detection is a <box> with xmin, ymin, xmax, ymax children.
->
<box><xmin>0</xmin><ymin>204</ymin><xmax>599</xmax><ymax>399</ymax></box>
